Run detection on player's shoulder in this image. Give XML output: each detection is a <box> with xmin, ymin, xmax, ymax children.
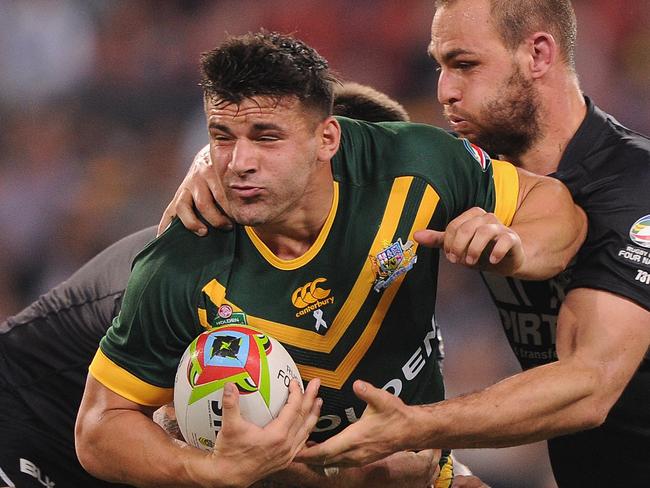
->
<box><xmin>555</xmin><ymin>103</ymin><xmax>650</xmax><ymax>205</ymax></box>
<box><xmin>574</xmin><ymin>103</ymin><xmax>649</xmax><ymax>174</ymax></box>
<box><xmin>598</xmin><ymin>116</ymin><xmax>649</xmax><ymax>171</ymax></box>
<box><xmin>336</xmin><ymin>116</ymin><xmax>458</xmax><ymax>150</ymax></box>
<box><xmin>333</xmin><ymin>116</ymin><xmax>484</xmax><ymax>182</ymax></box>
<box><xmin>131</xmin><ymin>219</ymin><xmax>235</xmax><ymax>288</ymax></box>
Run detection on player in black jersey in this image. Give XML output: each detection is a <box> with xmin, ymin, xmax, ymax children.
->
<box><xmin>0</xmin><ymin>85</ymin><xmax>445</xmax><ymax>488</ymax></box>
<box><xmin>290</xmin><ymin>1</ymin><xmax>650</xmax><ymax>487</ymax></box>
<box><xmin>75</xmin><ymin>31</ymin><xmax>582</xmax><ymax>488</ymax></box>
<box><xmin>0</xmin><ymin>228</ymin><xmax>154</xmax><ymax>488</ymax></box>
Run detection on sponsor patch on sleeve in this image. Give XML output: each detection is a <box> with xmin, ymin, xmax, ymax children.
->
<box><xmin>462</xmin><ymin>138</ymin><xmax>491</xmax><ymax>172</ymax></box>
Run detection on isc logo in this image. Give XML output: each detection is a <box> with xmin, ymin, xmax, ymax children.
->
<box><xmin>19</xmin><ymin>458</ymin><xmax>55</xmax><ymax>487</ymax></box>
<box><xmin>291</xmin><ymin>278</ymin><xmax>331</xmax><ymax>308</ymax></box>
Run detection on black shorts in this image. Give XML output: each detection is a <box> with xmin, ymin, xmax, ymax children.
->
<box><xmin>0</xmin><ymin>389</ymin><xmax>131</xmax><ymax>488</ymax></box>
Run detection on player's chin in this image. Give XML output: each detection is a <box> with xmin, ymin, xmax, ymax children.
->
<box><xmin>229</xmin><ymin>207</ymin><xmax>270</xmax><ymax>227</ymax></box>
<box><xmin>233</xmin><ymin>216</ymin><xmax>266</xmax><ymax>227</ymax></box>
<box><xmin>455</xmin><ymin>126</ymin><xmax>480</xmax><ymax>142</ymax></box>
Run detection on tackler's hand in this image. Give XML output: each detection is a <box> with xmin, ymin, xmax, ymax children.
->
<box><xmin>414</xmin><ymin>207</ymin><xmax>524</xmax><ymax>275</ymax></box>
<box><xmin>158</xmin><ymin>145</ymin><xmax>233</xmax><ymax>237</ymax></box>
<box><xmin>296</xmin><ymin>380</ymin><xmax>415</xmax><ymax>468</ymax></box>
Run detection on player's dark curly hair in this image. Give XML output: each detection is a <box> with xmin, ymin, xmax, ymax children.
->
<box><xmin>200</xmin><ymin>30</ymin><xmax>339</xmax><ymax>117</ymax></box>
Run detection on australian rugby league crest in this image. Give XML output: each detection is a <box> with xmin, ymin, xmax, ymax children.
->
<box><xmin>370</xmin><ymin>238</ymin><xmax>417</xmax><ymax>292</ymax></box>
<box><xmin>462</xmin><ymin>138</ymin><xmax>491</xmax><ymax>171</ymax></box>
<box><xmin>630</xmin><ymin>215</ymin><xmax>650</xmax><ymax>249</ymax></box>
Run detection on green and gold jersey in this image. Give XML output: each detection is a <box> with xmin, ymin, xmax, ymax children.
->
<box><xmin>90</xmin><ymin>117</ymin><xmax>519</xmax><ymax>441</ymax></box>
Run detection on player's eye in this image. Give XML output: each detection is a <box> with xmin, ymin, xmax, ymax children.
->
<box><xmin>455</xmin><ymin>61</ymin><xmax>477</xmax><ymax>71</ymax></box>
<box><xmin>211</xmin><ymin>133</ymin><xmax>232</xmax><ymax>142</ymax></box>
<box><xmin>257</xmin><ymin>134</ymin><xmax>280</xmax><ymax>142</ymax></box>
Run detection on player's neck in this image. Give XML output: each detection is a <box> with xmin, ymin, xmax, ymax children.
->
<box><xmin>251</xmin><ymin>179</ymin><xmax>335</xmax><ymax>260</ymax></box>
<box><xmin>511</xmin><ymin>77</ymin><xmax>586</xmax><ymax>176</ymax></box>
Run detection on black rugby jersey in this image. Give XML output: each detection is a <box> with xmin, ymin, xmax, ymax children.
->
<box><xmin>92</xmin><ymin>118</ymin><xmax>520</xmax><ymax>442</ymax></box>
<box><xmin>481</xmin><ymin>97</ymin><xmax>650</xmax><ymax>486</ymax></box>
<box><xmin>0</xmin><ymin>227</ymin><xmax>155</xmax><ymax>443</ymax></box>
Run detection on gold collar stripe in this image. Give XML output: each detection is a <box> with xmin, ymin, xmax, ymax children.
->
<box><xmin>200</xmin><ymin>177</ymin><xmax>414</xmax><ymax>350</ymax></box>
<box><xmin>244</xmin><ymin>182</ymin><xmax>340</xmax><ymax>270</ymax></box>
<box><xmin>199</xmin><ymin>180</ymin><xmax>441</xmax><ymax>388</ymax></box>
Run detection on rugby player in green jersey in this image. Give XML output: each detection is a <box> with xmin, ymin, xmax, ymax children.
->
<box><xmin>0</xmin><ymin>82</ymin><xmax>447</xmax><ymax>488</ymax></box>
<box><xmin>294</xmin><ymin>2</ymin><xmax>649</xmax><ymax>487</ymax></box>
<box><xmin>76</xmin><ymin>31</ymin><xmax>584</xmax><ymax>488</ymax></box>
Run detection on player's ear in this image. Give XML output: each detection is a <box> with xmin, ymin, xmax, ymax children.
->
<box><xmin>317</xmin><ymin>116</ymin><xmax>341</xmax><ymax>162</ymax></box>
<box><xmin>525</xmin><ymin>32</ymin><xmax>557</xmax><ymax>79</ymax></box>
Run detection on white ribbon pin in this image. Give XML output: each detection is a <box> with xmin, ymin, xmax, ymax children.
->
<box><xmin>313</xmin><ymin>309</ymin><xmax>328</xmax><ymax>332</ymax></box>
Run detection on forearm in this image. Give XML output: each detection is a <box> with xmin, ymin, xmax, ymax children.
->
<box><xmin>260</xmin><ymin>463</ymin><xmax>332</xmax><ymax>487</ymax></box>
<box><xmin>266</xmin><ymin>451</ymin><xmax>439</xmax><ymax>488</ymax></box>
<box><xmin>409</xmin><ymin>358</ymin><xmax>603</xmax><ymax>450</ymax></box>
<box><xmin>509</xmin><ymin>176</ymin><xmax>586</xmax><ymax>280</ymax></box>
<box><xmin>76</xmin><ymin>407</ymin><xmax>214</xmax><ymax>487</ymax></box>
<box><xmin>409</xmin><ymin>289</ymin><xmax>650</xmax><ymax>450</ymax></box>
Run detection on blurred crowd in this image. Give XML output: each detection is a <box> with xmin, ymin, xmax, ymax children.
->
<box><xmin>1</xmin><ymin>1</ymin><xmax>648</xmax><ymax>486</ymax></box>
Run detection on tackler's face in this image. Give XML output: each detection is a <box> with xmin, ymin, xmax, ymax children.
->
<box><xmin>205</xmin><ymin>95</ymin><xmax>325</xmax><ymax>228</ymax></box>
<box><xmin>430</xmin><ymin>0</ymin><xmax>541</xmax><ymax>159</ymax></box>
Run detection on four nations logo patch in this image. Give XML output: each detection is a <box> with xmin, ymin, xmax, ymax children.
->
<box><xmin>630</xmin><ymin>215</ymin><xmax>650</xmax><ymax>249</ymax></box>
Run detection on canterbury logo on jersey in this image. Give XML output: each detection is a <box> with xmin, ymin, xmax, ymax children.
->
<box><xmin>292</xmin><ymin>278</ymin><xmax>335</xmax><ymax>317</ymax></box>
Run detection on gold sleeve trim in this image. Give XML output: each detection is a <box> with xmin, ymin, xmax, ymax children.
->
<box><xmin>492</xmin><ymin>160</ymin><xmax>519</xmax><ymax>226</ymax></box>
<box><xmin>89</xmin><ymin>348</ymin><xmax>173</xmax><ymax>407</ymax></box>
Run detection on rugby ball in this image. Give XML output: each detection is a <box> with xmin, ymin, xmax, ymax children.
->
<box><xmin>173</xmin><ymin>325</ymin><xmax>302</xmax><ymax>450</ymax></box>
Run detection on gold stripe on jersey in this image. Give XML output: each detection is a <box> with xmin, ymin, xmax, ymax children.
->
<box><xmin>298</xmin><ymin>184</ymin><xmax>439</xmax><ymax>387</ymax></box>
<box><xmin>492</xmin><ymin>160</ymin><xmax>519</xmax><ymax>226</ymax></box>
<box><xmin>435</xmin><ymin>456</ymin><xmax>454</xmax><ymax>488</ymax></box>
<box><xmin>89</xmin><ymin>349</ymin><xmax>173</xmax><ymax>406</ymax></box>
<box><xmin>198</xmin><ymin>180</ymin><xmax>441</xmax><ymax>388</ymax></box>
<box><xmin>244</xmin><ymin>182</ymin><xmax>340</xmax><ymax>270</ymax></box>
<box><xmin>198</xmin><ymin>307</ymin><xmax>210</xmax><ymax>330</ymax></box>
<box><xmin>200</xmin><ymin>176</ymin><xmax>416</xmax><ymax>352</ymax></box>
<box><xmin>198</xmin><ymin>280</ymin><xmax>227</xmax><ymax>329</ymax></box>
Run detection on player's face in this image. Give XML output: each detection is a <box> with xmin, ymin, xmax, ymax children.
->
<box><xmin>205</xmin><ymin>96</ymin><xmax>328</xmax><ymax>227</ymax></box>
<box><xmin>430</xmin><ymin>0</ymin><xmax>541</xmax><ymax>160</ymax></box>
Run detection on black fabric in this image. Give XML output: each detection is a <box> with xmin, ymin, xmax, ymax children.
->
<box><xmin>547</xmin><ymin>361</ymin><xmax>650</xmax><ymax>487</ymax></box>
<box><xmin>482</xmin><ymin>97</ymin><xmax>650</xmax><ymax>486</ymax></box>
<box><xmin>0</xmin><ymin>387</ymin><xmax>132</xmax><ymax>488</ymax></box>
<box><xmin>0</xmin><ymin>227</ymin><xmax>156</xmax><ymax>488</ymax></box>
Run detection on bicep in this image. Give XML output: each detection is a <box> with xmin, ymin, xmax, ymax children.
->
<box><xmin>557</xmin><ymin>288</ymin><xmax>650</xmax><ymax>391</ymax></box>
<box><xmin>512</xmin><ymin>167</ymin><xmax>578</xmax><ymax>218</ymax></box>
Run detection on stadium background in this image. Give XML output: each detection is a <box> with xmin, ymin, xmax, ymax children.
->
<box><xmin>0</xmin><ymin>1</ymin><xmax>648</xmax><ymax>486</ymax></box>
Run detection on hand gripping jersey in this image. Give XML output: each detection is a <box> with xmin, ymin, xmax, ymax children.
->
<box><xmin>481</xmin><ymin>97</ymin><xmax>650</xmax><ymax>486</ymax></box>
<box><xmin>91</xmin><ymin>118</ymin><xmax>520</xmax><ymax>445</ymax></box>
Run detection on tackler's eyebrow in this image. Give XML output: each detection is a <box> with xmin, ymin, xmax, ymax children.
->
<box><xmin>439</xmin><ymin>48</ymin><xmax>475</xmax><ymax>64</ymax></box>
